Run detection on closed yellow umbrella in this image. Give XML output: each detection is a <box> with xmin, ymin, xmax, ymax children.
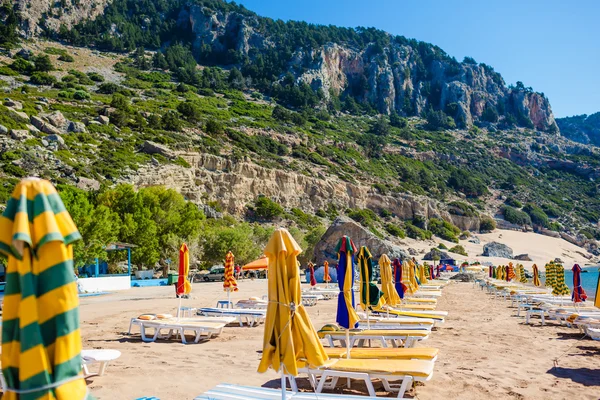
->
<box><xmin>408</xmin><ymin>259</ymin><xmax>419</xmax><ymax>292</ymax></box>
<box><xmin>258</xmin><ymin>228</ymin><xmax>327</xmax><ymax>384</ymax></box>
<box><xmin>379</xmin><ymin>254</ymin><xmax>401</xmax><ymax>306</ymax></box>
<box><xmin>419</xmin><ymin>264</ymin><xmax>428</xmax><ymax>285</ymax></box>
<box><xmin>0</xmin><ymin>178</ymin><xmax>89</xmax><ymax>399</ymax></box>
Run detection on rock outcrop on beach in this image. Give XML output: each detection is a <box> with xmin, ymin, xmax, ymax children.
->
<box><xmin>482</xmin><ymin>242</ymin><xmax>514</xmax><ymax>259</ymax></box>
<box><xmin>312</xmin><ymin>216</ymin><xmax>408</xmax><ymax>265</ymax></box>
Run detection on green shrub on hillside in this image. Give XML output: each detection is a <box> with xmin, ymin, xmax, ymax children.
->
<box><xmin>448</xmin><ymin>201</ymin><xmax>478</xmax><ymax>217</ymax></box>
<box><xmin>428</xmin><ymin>218</ymin><xmax>460</xmax><ymax>243</ymax></box>
<box><xmin>437</xmin><ymin>243</ymin><xmax>448</xmax><ymax>249</ymax></box>
<box><xmin>502</xmin><ymin>205</ymin><xmax>531</xmax><ymax>226</ymax></box>
<box><xmin>385</xmin><ymin>223</ymin><xmax>405</xmax><ymax>238</ymax></box>
<box><xmin>449</xmin><ymin>245</ymin><xmax>467</xmax><ymax>256</ymax></box>
<box><xmin>347</xmin><ymin>208</ymin><xmax>379</xmax><ymax>227</ymax></box>
<box><xmin>479</xmin><ymin>217</ymin><xmax>496</xmax><ymax>232</ymax></box>
<box><xmin>30</xmin><ymin>72</ymin><xmax>56</xmax><ymax>85</ymax></box>
<box><xmin>405</xmin><ymin>223</ymin><xmax>432</xmax><ymax>240</ymax></box>
<box><xmin>251</xmin><ymin>196</ymin><xmax>284</xmax><ymax>220</ymax></box>
<box><xmin>448</xmin><ymin>169</ymin><xmax>488</xmax><ymax>197</ymax></box>
<box><xmin>505</xmin><ymin>196</ymin><xmax>522</xmax><ymax>208</ymax></box>
<box><xmin>523</xmin><ymin>203</ymin><xmax>549</xmax><ymax>227</ymax></box>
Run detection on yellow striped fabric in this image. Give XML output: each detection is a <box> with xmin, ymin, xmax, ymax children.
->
<box><xmin>0</xmin><ymin>178</ymin><xmax>89</xmax><ymax>399</ymax></box>
<box><xmin>223</xmin><ymin>251</ymin><xmax>238</xmax><ymax>292</ymax></box>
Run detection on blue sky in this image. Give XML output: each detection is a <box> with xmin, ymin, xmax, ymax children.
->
<box><xmin>237</xmin><ymin>0</ymin><xmax>599</xmax><ymax>118</ymax></box>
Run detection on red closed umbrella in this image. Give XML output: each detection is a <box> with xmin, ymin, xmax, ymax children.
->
<box><xmin>309</xmin><ymin>262</ymin><xmax>317</xmax><ymax>286</ymax></box>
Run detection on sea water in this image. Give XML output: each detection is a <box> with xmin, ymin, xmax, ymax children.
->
<box><xmin>562</xmin><ymin>266</ymin><xmax>599</xmax><ymax>298</ymax></box>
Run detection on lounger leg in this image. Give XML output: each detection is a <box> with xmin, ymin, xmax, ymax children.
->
<box><xmin>288</xmin><ymin>375</ymin><xmax>298</xmax><ymax>392</ymax></box>
<box><xmin>398</xmin><ymin>376</ymin><xmax>413</xmax><ymax>398</ymax></box>
<box><xmin>541</xmin><ymin>313</ymin><xmax>545</xmax><ymax>326</ymax></box>
<box><xmin>405</xmin><ymin>337</ymin><xmax>416</xmax><ymax>348</ymax></box>
<box><xmin>82</xmin><ymin>363</ymin><xmax>91</xmax><ymax>377</ymax></box>
<box><xmin>98</xmin><ymin>361</ymin><xmax>108</xmax><ymax>377</ymax></box>
<box><xmin>128</xmin><ymin>318</ymin><xmax>135</xmax><ymax>335</ymax></box>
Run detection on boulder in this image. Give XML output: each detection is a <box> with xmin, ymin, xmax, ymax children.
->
<box><xmin>46</xmin><ymin>111</ymin><xmax>67</xmax><ymax>129</ymax></box>
<box><xmin>313</xmin><ymin>216</ymin><xmax>408</xmax><ymax>265</ymax></box>
<box><xmin>468</xmin><ymin>236</ymin><xmax>481</xmax><ymax>244</ymax></box>
<box><xmin>15</xmin><ymin>49</ymin><xmax>33</xmax><ymax>60</ymax></box>
<box><xmin>141</xmin><ymin>140</ymin><xmax>176</xmax><ymax>159</ymax></box>
<box><xmin>76</xmin><ymin>177</ymin><xmax>101</xmax><ymax>190</ymax></box>
<box><xmin>3</xmin><ymin>100</ymin><xmax>22</xmax><ymax>110</ymax></box>
<box><xmin>30</xmin><ymin>116</ymin><xmax>63</xmax><ymax>135</ymax></box>
<box><xmin>482</xmin><ymin>242</ymin><xmax>513</xmax><ymax>258</ymax></box>
<box><xmin>7</xmin><ymin>107</ymin><xmax>29</xmax><ymax>122</ymax></box>
<box><xmin>41</xmin><ymin>139</ymin><xmax>49</xmax><ymax>147</ymax></box>
<box><xmin>46</xmin><ymin>134</ymin><xmax>66</xmax><ymax>149</ymax></box>
<box><xmin>203</xmin><ymin>205</ymin><xmax>223</xmax><ymax>219</ymax></box>
<box><xmin>10</xmin><ymin>129</ymin><xmax>29</xmax><ymax>141</ymax></box>
<box><xmin>68</xmin><ymin>121</ymin><xmax>87</xmax><ymax>133</ymax></box>
<box><xmin>514</xmin><ymin>254</ymin><xmax>532</xmax><ymax>261</ymax></box>
<box><xmin>26</xmin><ymin>124</ymin><xmax>40</xmax><ymax>134</ymax></box>
<box><xmin>450</xmin><ymin>273</ymin><xmax>477</xmax><ymax>282</ymax></box>
<box><xmin>96</xmin><ymin>115</ymin><xmax>110</xmax><ymax>125</ymax></box>
<box><xmin>423</xmin><ymin>248</ymin><xmax>451</xmax><ymax>261</ymax></box>
<box><xmin>0</xmin><ymin>124</ymin><xmax>8</xmax><ymax>134</ymax></box>
<box><xmin>87</xmin><ymin>120</ymin><xmax>103</xmax><ymax>126</ymax></box>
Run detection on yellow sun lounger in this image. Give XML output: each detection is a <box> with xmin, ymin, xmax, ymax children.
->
<box><xmin>403</xmin><ymin>297</ymin><xmax>437</xmax><ymax>304</ymax></box>
<box><xmin>324</xmin><ymin>347</ymin><xmax>439</xmax><ymax>361</ymax></box>
<box><xmin>297</xmin><ymin>358</ymin><xmax>435</xmax><ymax>398</ymax></box>
<box><xmin>318</xmin><ymin>328</ymin><xmax>430</xmax><ymax>348</ymax></box>
<box><xmin>393</xmin><ymin>303</ymin><xmax>436</xmax><ymax>311</ymax></box>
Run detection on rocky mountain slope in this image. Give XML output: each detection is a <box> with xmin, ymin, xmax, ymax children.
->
<box><xmin>10</xmin><ymin>0</ymin><xmax>558</xmax><ymax>132</ymax></box>
<box><xmin>557</xmin><ymin>112</ymin><xmax>600</xmax><ymax>146</ymax></box>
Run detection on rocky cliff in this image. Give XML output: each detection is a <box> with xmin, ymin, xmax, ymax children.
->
<box><xmin>129</xmin><ymin>152</ymin><xmax>481</xmax><ymax>231</ymax></box>
<box><xmin>556</xmin><ymin>112</ymin><xmax>600</xmax><ymax>146</ymax></box>
<box><xmin>14</xmin><ymin>0</ymin><xmax>558</xmax><ymax>132</ymax></box>
<box><xmin>177</xmin><ymin>4</ymin><xmax>558</xmax><ymax>131</ymax></box>
<box><xmin>13</xmin><ymin>0</ymin><xmax>110</xmax><ymax>37</ymax></box>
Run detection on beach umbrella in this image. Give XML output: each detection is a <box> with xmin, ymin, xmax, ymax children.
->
<box><xmin>242</xmin><ymin>255</ymin><xmax>268</xmax><ymax>271</ymax></box>
<box><xmin>489</xmin><ymin>266</ymin><xmax>493</xmax><ymax>278</ymax></box>
<box><xmin>0</xmin><ymin>178</ymin><xmax>89</xmax><ymax>399</ymax></box>
<box><xmin>418</xmin><ymin>264</ymin><xmax>428</xmax><ymax>285</ymax></box>
<box><xmin>405</xmin><ymin>259</ymin><xmax>418</xmax><ymax>293</ymax></box>
<box><xmin>380</xmin><ymin>254</ymin><xmax>401</xmax><ymax>306</ymax></box>
<box><xmin>492</xmin><ymin>265</ymin><xmax>496</xmax><ymax>279</ymax></box>
<box><xmin>357</xmin><ymin>246</ymin><xmax>382</xmax><ymax>321</ymax></box>
<box><xmin>552</xmin><ymin>264</ymin><xmax>571</xmax><ymax>296</ymax></box>
<box><xmin>571</xmin><ymin>264</ymin><xmax>587</xmax><ymax>303</ymax></box>
<box><xmin>323</xmin><ymin>260</ymin><xmax>331</xmax><ymax>287</ymax></box>
<box><xmin>392</xmin><ymin>258</ymin><xmax>408</xmax><ymax>299</ymax></box>
<box><xmin>514</xmin><ymin>263</ymin><xmax>521</xmax><ymax>282</ymax></box>
<box><xmin>223</xmin><ymin>250</ymin><xmax>238</xmax><ymax>307</ymax></box>
<box><xmin>435</xmin><ymin>264</ymin><xmax>441</xmax><ymax>278</ymax></box>
<box><xmin>335</xmin><ymin>236</ymin><xmax>360</xmax><ymax>358</ymax></box>
<box><xmin>507</xmin><ymin>263</ymin><xmax>515</xmax><ymax>282</ymax></box>
<box><xmin>519</xmin><ymin>265</ymin><xmax>527</xmax><ymax>284</ymax></box>
<box><xmin>308</xmin><ymin>262</ymin><xmax>317</xmax><ymax>287</ymax></box>
<box><xmin>532</xmin><ymin>264</ymin><xmax>541</xmax><ymax>286</ymax></box>
<box><xmin>545</xmin><ymin>262</ymin><xmax>556</xmax><ymax>288</ymax></box>
<box><xmin>429</xmin><ymin>264</ymin><xmax>434</xmax><ymax>280</ymax></box>
<box><xmin>176</xmin><ymin>243</ymin><xmax>192</xmax><ymax>317</ymax></box>
<box><xmin>257</xmin><ymin>228</ymin><xmax>327</xmax><ymax>396</ymax></box>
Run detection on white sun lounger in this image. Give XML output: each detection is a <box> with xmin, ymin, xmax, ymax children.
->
<box><xmin>318</xmin><ymin>329</ymin><xmax>430</xmax><ymax>348</ymax></box>
<box><xmin>195</xmin><ymin>383</ymin><xmax>386</xmax><ymax>399</ymax></box>
<box><xmin>82</xmin><ymin>349</ymin><xmax>121</xmax><ymax>377</ymax></box>
<box><xmin>410</xmin><ymin>291</ymin><xmax>442</xmax><ymax>298</ymax></box>
<box><xmin>235</xmin><ymin>299</ymin><xmax>268</xmax><ymax>309</ymax></box>
<box><xmin>301</xmin><ymin>294</ymin><xmax>324</xmax><ymax>306</ymax></box>
<box><xmin>129</xmin><ymin>318</ymin><xmax>226</xmax><ymax>344</ymax></box>
<box><xmin>128</xmin><ymin>316</ymin><xmax>235</xmax><ymax>334</ymax></box>
<box><xmin>297</xmin><ymin>358</ymin><xmax>434</xmax><ymax>398</ymax></box>
<box><xmin>199</xmin><ymin>307</ymin><xmax>266</xmax><ymax>327</ymax></box>
<box><xmin>585</xmin><ymin>326</ymin><xmax>600</xmax><ymax>341</ymax></box>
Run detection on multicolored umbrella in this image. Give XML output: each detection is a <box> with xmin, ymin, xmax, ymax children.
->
<box><xmin>545</xmin><ymin>262</ymin><xmax>556</xmax><ymax>288</ymax></box>
<box><xmin>0</xmin><ymin>178</ymin><xmax>89</xmax><ymax>399</ymax></box>
<box><xmin>323</xmin><ymin>260</ymin><xmax>331</xmax><ymax>286</ymax></box>
<box><xmin>507</xmin><ymin>263</ymin><xmax>515</xmax><ymax>281</ymax></box>
<box><xmin>532</xmin><ymin>264</ymin><xmax>541</xmax><ymax>286</ymax></box>
<box><xmin>392</xmin><ymin>259</ymin><xmax>407</xmax><ymax>299</ymax></box>
<box><xmin>380</xmin><ymin>254</ymin><xmax>400</xmax><ymax>306</ymax></box>
<box><xmin>335</xmin><ymin>236</ymin><xmax>359</xmax><ymax>330</ymax></box>
<box><xmin>258</xmin><ymin>228</ymin><xmax>327</xmax><ymax>389</ymax></box>
<box><xmin>571</xmin><ymin>264</ymin><xmax>587</xmax><ymax>303</ymax></box>
<box><xmin>514</xmin><ymin>263</ymin><xmax>521</xmax><ymax>282</ymax></box>
<box><xmin>552</xmin><ymin>264</ymin><xmax>571</xmax><ymax>296</ymax></box>
<box><xmin>308</xmin><ymin>261</ymin><xmax>317</xmax><ymax>287</ymax></box>
<box><xmin>357</xmin><ymin>246</ymin><xmax>382</xmax><ymax>312</ymax></box>
<box><xmin>519</xmin><ymin>264</ymin><xmax>527</xmax><ymax>283</ymax></box>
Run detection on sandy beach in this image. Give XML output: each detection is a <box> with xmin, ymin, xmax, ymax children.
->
<box><xmin>80</xmin><ymin>278</ymin><xmax>600</xmax><ymax>400</ymax></box>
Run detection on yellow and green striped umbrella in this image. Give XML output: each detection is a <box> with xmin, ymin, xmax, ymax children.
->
<box><xmin>0</xmin><ymin>178</ymin><xmax>89</xmax><ymax>399</ymax></box>
<box><xmin>379</xmin><ymin>254</ymin><xmax>400</xmax><ymax>306</ymax></box>
<box><xmin>545</xmin><ymin>262</ymin><xmax>556</xmax><ymax>288</ymax></box>
<box><xmin>552</xmin><ymin>264</ymin><xmax>571</xmax><ymax>296</ymax></box>
<box><xmin>519</xmin><ymin>265</ymin><xmax>527</xmax><ymax>284</ymax></box>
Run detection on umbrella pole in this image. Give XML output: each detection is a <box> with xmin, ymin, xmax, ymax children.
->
<box><xmin>345</xmin><ymin>329</ymin><xmax>350</xmax><ymax>359</ymax></box>
<box><xmin>281</xmin><ymin>369</ymin><xmax>286</xmax><ymax>400</ymax></box>
<box><xmin>227</xmin><ymin>289</ymin><xmax>231</xmax><ymax>309</ymax></box>
<box><xmin>177</xmin><ymin>296</ymin><xmax>182</xmax><ymax>321</ymax></box>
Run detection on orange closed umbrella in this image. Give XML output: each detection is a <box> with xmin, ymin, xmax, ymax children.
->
<box><xmin>223</xmin><ymin>251</ymin><xmax>238</xmax><ymax>306</ymax></box>
<box><xmin>323</xmin><ymin>260</ymin><xmax>331</xmax><ymax>287</ymax></box>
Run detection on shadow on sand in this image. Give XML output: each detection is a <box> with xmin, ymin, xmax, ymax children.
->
<box><xmin>547</xmin><ymin>366</ymin><xmax>600</xmax><ymax>386</ymax></box>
